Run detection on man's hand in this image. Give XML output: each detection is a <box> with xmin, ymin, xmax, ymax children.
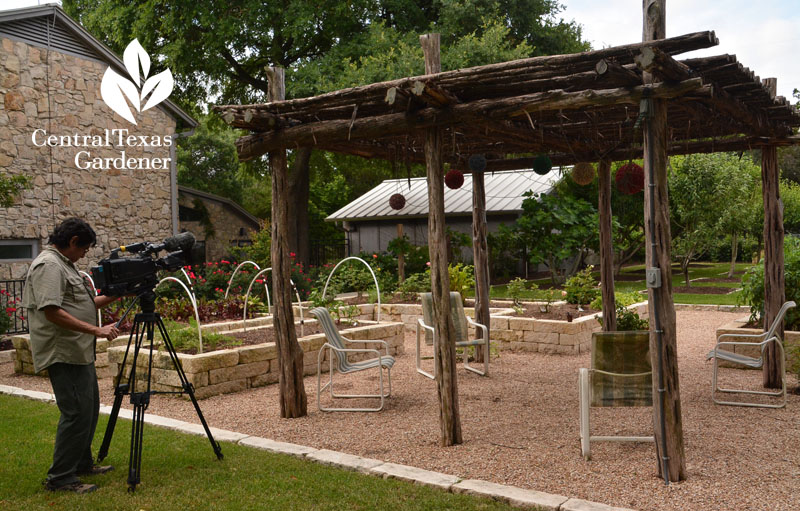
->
<box><xmin>95</xmin><ymin>324</ymin><xmax>120</xmax><ymax>340</ymax></box>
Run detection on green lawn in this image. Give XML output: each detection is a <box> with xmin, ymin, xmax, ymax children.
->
<box><xmin>489</xmin><ymin>262</ymin><xmax>751</xmax><ymax>306</ymax></box>
<box><xmin>0</xmin><ymin>394</ymin><xmax>518</xmax><ymax>511</ymax></box>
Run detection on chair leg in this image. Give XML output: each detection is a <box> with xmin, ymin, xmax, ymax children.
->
<box><xmin>416</xmin><ymin>325</ymin><xmax>434</xmax><ymax>379</ymax></box>
<box><xmin>711</xmin><ymin>349</ymin><xmax>786</xmax><ymax>409</ymax></box>
<box><xmin>579</xmin><ymin>368</ymin><xmax>591</xmax><ymax>460</ymax></box>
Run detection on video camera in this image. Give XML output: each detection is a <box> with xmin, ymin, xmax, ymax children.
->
<box><xmin>90</xmin><ymin>232</ymin><xmax>196</xmax><ymax>296</ymax></box>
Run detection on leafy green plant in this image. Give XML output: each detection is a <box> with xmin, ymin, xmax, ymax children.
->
<box><xmin>0</xmin><ymin>288</ymin><xmax>16</xmax><ymax>335</ymax></box>
<box><xmin>157</xmin><ymin>319</ymin><xmax>239</xmax><ymax>354</ymax></box>
<box><xmin>506</xmin><ymin>277</ymin><xmax>529</xmax><ymax>306</ymax></box>
<box><xmin>540</xmin><ymin>288</ymin><xmax>558</xmax><ymax>313</ymax></box>
<box><xmin>590</xmin><ymin>291</ymin><xmax>644</xmax><ymax>310</ymax></box>
<box><xmin>396</xmin><ymin>272</ymin><xmax>430</xmax><ymax>301</ymax></box>
<box><xmin>614</xmin><ymin>305</ymin><xmax>649</xmax><ymax>331</ymax></box>
<box><xmin>739</xmin><ymin>235</ymin><xmax>800</xmax><ymax>331</ymax></box>
<box><xmin>448</xmin><ymin>263</ymin><xmax>474</xmax><ymax>299</ymax></box>
<box><xmin>564</xmin><ymin>266</ymin><xmax>599</xmax><ymax>305</ymax></box>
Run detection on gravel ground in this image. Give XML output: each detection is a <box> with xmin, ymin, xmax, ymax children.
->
<box><xmin>2</xmin><ymin>310</ymin><xmax>798</xmax><ymax>511</ymax></box>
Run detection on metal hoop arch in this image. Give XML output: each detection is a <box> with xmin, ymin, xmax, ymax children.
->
<box><xmin>79</xmin><ymin>270</ymin><xmax>102</xmax><ymax>327</ymax></box>
<box><xmin>156</xmin><ymin>276</ymin><xmax>204</xmax><ymax>354</ymax></box>
<box><xmin>243</xmin><ymin>268</ymin><xmax>304</xmax><ymax>336</ymax></box>
<box><xmin>225</xmin><ymin>261</ymin><xmax>263</xmax><ymax>299</ymax></box>
<box><xmin>322</xmin><ymin>256</ymin><xmax>381</xmax><ymax>322</ymax></box>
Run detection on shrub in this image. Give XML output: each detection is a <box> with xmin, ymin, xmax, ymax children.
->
<box><xmin>590</xmin><ymin>291</ymin><xmax>644</xmax><ymax>310</ymax></box>
<box><xmin>564</xmin><ymin>266</ymin><xmax>599</xmax><ymax>305</ymax></box>
<box><xmin>448</xmin><ymin>263</ymin><xmax>474</xmax><ymax>299</ymax></box>
<box><xmin>507</xmin><ymin>278</ymin><xmax>532</xmax><ymax>306</ymax></box>
<box><xmin>0</xmin><ymin>306</ymin><xmax>11</xmax><ymax>336</ymax></box>
<box><xmin>396</xmin><ymin>272</ymin><xmax>430</xmax><ymax>301</ymax></box>
<box><xmin>615</xmin><ymin>305</ymin><xmax>649</xmax><ymax>331</ymax></box>
<box><xmin>739</xmin><ymin>235</ymin><xmax>800</xmax><ymax>331</ymax></box>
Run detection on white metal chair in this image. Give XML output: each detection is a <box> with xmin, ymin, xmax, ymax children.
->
<box><xmin>579</xmin><ymin>330</ymin><xmax>654</xmax><ymax>460</ymax></box>
<box><xmin>707</xmin><ymin>300</ymin><xmax>795</xmax><ymax>409</ymax></box>
<box><xmin>310</xmin><ymin>307</ymin><xmax>394</xmax><ymax>412</ymax></box>
<box><xmin>416</xmin><ymin>292</ymin><xmax>489</xmax><ymax>379</ymax></box>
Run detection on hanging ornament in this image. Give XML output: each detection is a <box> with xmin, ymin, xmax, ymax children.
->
<box><xmin>389</xmin><ymin>193</ymin><xmax>406</xmax><ymax>210</ymax></box>
<box><xmin>532</xmin><ymin>154</ymin><xmax>552</xmax><ymax>175</ymax></box>
<box><xmin>571</xmin><ymin>162</ymin><xmax>595</xmax><ymax>185</ymax></box>
<box><xmin>445</xmin><ymin>169</ymin><xmax>464</xmax><ymax>189</ymax></box>
<box><xmin>616</xmin><ymin>162</ymin><xmax>645</xmax><ymax>194</ymax></box>
<box><xmin>468</xmin><ymin>154</ymin><xmax>487</xmax><ymax>173</ymax></box>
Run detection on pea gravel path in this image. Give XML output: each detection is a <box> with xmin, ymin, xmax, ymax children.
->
<box><xmin>2</xmin><ymin>310</ymin><xmax>798</xmax><ymax>511</ymax></box>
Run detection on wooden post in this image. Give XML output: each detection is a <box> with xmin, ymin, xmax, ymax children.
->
<box><xmin>472</xmin><ymin>169</ymin><xmax>491</xmax><ymax>362</ymax></box>
<box><xmin>267</xmin><ymin>66</ymin><xmax>308</xmax><ymax>418</ymax></box>
<box><xmin>761</xmin><ymin>76</ymin><xmax>786</xmax><ymax>388</ymax></box>
<box><xmin>397</xmin><ymin>223</ymin><xmax>405</xmax><ymax>283</ymax></box>
<box><xmin>421</xmin><ymin>33</ymin><xmax>462</xmax><ymax>446</ymax></box>
<box><xmin>598</xmin><ymin>159</ymin><xmax>617</xmax><ymax>331</ymax></box>
<box><xmin>642</xmin><ymin>0</ymin><xmax>686</xmax><ymax>482</ymax></box>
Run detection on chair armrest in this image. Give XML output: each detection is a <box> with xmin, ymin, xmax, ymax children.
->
<box><xmin>344</xmin><ymin>337</ymin><xmax>390</xmax><ymax>356</ymax></box>
<box><xmin>417</xmin><ymin>318</ymin><xmax>435</xmax><ymax>333</ymax></box>
<box><xmin>717</xmin><ymin>332</ymin><xmax>768</xmax><ymax>342</ymax></box>
<box><xmin>466</xmin><ymin>316</ymin><xmax>489</xmax><ymax>342</ymax></box>
<box><xmin>590</xmin><ymin>368</ymin><xmax>652</xmax><ymax>378</ymax></box>
<box><xmin>716</xmin><ymin>336</ymin><xmax>779</xmax><ymax>349</ymax></box>
<box><xmin>324</xmin><ymin>343</ymin><xmax>381</xmax><ymax>357</ymax></box>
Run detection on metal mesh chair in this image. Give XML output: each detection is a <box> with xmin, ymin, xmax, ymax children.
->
<box><xmin>310</xmin><ymin>307</ymin><xmax>394</xmax><ymax>412</ymax></box>
<box><xmin>707</xmin><ymin>301</ymin><xmax>795</xmax><ymax>409</ymax></box>
<box><xmin>416</xmin><ymin>292</ymin><xmax>489</xmax><ymax>379</ymax></box>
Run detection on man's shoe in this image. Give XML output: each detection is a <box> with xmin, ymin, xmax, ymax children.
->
<box><xmin>77</xmin><ymin>464</ymin><xmax>114</xmax><ymax>476</ymax></box>
<box><xmin>44</xmin><ymin>480</ymin><xmax>98</xmax><ymax>494</ymax></box>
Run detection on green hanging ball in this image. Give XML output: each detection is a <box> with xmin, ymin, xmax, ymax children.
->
<box><xmin>533</xmin><ymin>155</ymin><xmax>552</xmax><ymax>175</ymax></box>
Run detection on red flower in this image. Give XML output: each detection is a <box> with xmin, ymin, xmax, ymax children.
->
<box><xmin>221</xmin><ymin>259</ymin><xmax>230</xmax><ymax>264</ymax></box>
<box><xmin>289</xmin><ymin>252</ymin><xmax>296</xmax><ymax>257</ymax></box>
<box><xmin>373</xmin><ymin>254</ymin><xmax>378</xmax><ymax>258</ymax></box>
<box><xmin>6</xmin><ymin>307</ymin><xmax>16</xmax><ymax>313</ymax></box>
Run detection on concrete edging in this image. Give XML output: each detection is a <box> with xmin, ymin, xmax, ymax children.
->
<box><xmin>0</xmin><ymin>384</ymin><xmax>636</xmax><ymax>511</ymax></box>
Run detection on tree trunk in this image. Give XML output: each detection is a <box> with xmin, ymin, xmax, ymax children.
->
<box><xmin>761</xmin><ymin>144</ymin><xmax>786</xmax><ymax>388</ymax></box>
<box><xmin>598</xmin><ymin>159</ymin><xmax>617</xmax><ymax>331</ymax></box>
<box><xmin>267</xmin><ymin>67</ymin><xmax>308</xmax><ymax>418</ymax></box>
<box><xmin>397</xmin><ymin>223</ymin><xmax>405</xmax><ymax>283</ymax></box>
<box><xmin>288</xmin><ymin>147</ymin><xmax>312</xmax><ymax>268</ymax></box>
<box><xmin>727</xmin><ymin>232</ymin><xmax>738</xmax><ymax>278</ymax></box>
<box><xmin>421</xmin><ymin>33</ymin><xmax>462</xmax><ymax>447</ymax></box>
<box><xmin>472</xmin><ymin>169</ymin><xmax>490</xmax><ymax>363</ymax></box>
<box><xmin>681</xmin><ymin>257</ymin><xmax>690</xmax><ymax>287</ymax></box>
<box><xmin>643</xmin><ymin>0</ymin><xmax>686</xmax><ymax>482</ymax></box>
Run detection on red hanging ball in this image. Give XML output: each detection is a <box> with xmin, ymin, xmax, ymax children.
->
<box><xmin>389</xmin><ymin>193</ymin><xmax>406</xmax><ymax>210</ymax></box>
<box><xmin>445</xmin><ymin>169</ymin><xmax>465</xmax><ymax>189</ymax></box>
<box><xmin>616</xmin><ymin>162</ymin><xmax>644</xmax><ymax>194</ymax></box>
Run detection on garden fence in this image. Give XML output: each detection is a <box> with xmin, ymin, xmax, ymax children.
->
<box><xmin>1</xmin><ymin>279</ymin><xmax>28</xmax><ymax>335</ymax></box>
<box><xmin>310</xmin><ymin>238</ymin><xmax>350</xmax><ymax>267</ymax></box>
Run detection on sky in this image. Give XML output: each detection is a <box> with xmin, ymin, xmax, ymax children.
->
<box><xmin>3</xmin><ymin>0</ymin><xmax>799</xmax><ymax>102</ymax></box>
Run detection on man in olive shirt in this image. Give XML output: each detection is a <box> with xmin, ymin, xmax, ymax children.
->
<box><xmin>23</xmin><ymin>218</ymin><xmax>121</xmax><ymax>494</ymax></box>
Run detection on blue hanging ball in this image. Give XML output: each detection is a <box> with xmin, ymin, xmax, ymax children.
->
<box><xmin>533</xmin><ymin>155</ymin><xmax>552</xmax><ymax>175</ymax></box>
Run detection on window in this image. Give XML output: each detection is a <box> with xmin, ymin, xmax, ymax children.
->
<box><xmin>0</xmin><ymin>240</ymin><xmax>39</xmax><ymax>262</ymax></box>
<box><xmin>179</xmin><ymin>205</ymin><xmax>204</xmax><ymax>222</ymax></box>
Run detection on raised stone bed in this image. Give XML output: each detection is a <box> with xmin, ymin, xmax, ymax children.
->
<box><xmin>12</xmin><ymin>313</ymin><xmax>301</xmax><ymax>377</ymax></box>
<box><xmin>714</xmin><ymin>316</ymin><xmax>800</xmax><ymax>369</ymax></box>
<box><xmin>353</xmin><ymin>301</ymin><xmax>649</xmax><ymax>355</ymax></box>
<box><xmin>106</xmin><ymin>319</ymin><xmax>404</xmax><ymax>399</ymax></box>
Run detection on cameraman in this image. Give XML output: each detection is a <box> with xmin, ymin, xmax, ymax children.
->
<box><xmin>22</xmin><ymin>218</ymin><xmax>121</xmax><ymax>494</ymax></box>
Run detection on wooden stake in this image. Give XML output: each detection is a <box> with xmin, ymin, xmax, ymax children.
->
<box><xmin>472</xmin><ymin>168</ymin><xmax>490</xmax><ymax>363</ymax></box>
<box><xmin>761</xmin><ymin>77</ymin><xmax>786</xmax><ymax>388</ymax></box>
<box><xmin>642</xmin><ymin>0</ymin><xmax>686</xmax><ymax>482</ymax></box>
<box><xmin>421</xmin><ymin>33</ymin><xmax>462</xmax><ymax>446</ymax></box>
<box><xmin>267</xmin><ymin>66</ymin><xmax>308</xmax><ymax>418</ymax></box>
<box><xmin>597</xmin><ymin>159</ymin><xmax>617</xmax><ymax>331</ymax></box>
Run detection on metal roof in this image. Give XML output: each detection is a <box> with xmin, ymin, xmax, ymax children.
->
<box><xmin>326</xmin><ymin>169</ymin><xmax>560</xmax><ymax>222</ymax></box>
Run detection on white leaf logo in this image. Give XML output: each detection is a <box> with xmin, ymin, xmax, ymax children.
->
<box><xmin>100</xmin><ymin>39</ymin><xmax>174</xmax><ymax>125</ymax></box>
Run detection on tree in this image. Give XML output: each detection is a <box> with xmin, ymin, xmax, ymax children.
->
<box><xmin>507</xmin><ymin>191</ymin><xmax>598</xmax><ymax>284</ymax></box>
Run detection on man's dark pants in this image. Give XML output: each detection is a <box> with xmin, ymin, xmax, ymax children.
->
<box><xmin>46</xmin><ymin>362</ymin><xmax>99</xmax><ymax>486</ymax></box>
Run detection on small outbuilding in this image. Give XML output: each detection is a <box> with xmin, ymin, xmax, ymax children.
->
<box><xmin>326</xmin><ymin>169</ymin><xmax>558</xmax><ymax>260</ymax></box>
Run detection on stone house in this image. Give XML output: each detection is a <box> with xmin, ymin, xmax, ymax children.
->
<box><xmin>0</xmin><ymin>5</ymin><xmax>196</xmax><ymax>279</ymax></box>
<box><xmin>177</xmin><ymin>185</ymin><xmax>261</xmax><ymax>263</ymax></box>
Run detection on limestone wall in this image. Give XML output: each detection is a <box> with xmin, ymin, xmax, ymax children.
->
<box><xmin>0</xmin><ymin>36</ymin><xmax>178</xmax><ymax>279</ymax></box>
<box><xmin>178</xmin><ymin>192</ymin><xmax>259</xmax><ymax>263</ymax></box>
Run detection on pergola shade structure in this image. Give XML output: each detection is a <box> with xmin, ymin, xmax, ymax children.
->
<box><xmin>216</xmin><ymin>28</ymin><xmax>800</xmax><ymax>480</ymax></box>
<box><xmin>217</xmin><ymin>31</ymin><xmax>800</xmax><ymax>169</ymax></box>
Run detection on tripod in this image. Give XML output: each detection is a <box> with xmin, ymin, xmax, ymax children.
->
<box><xmin>97</xmin><ymin>290</ymin><xmax>223</xmax><ymax>491</ymax></box>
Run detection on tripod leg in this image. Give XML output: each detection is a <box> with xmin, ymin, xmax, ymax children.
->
<box><xmin>98</xmin><ymin>320</ymin><xmax>143</xmax><ymax>462</ymax></box>
<box><xmin>127</xmin><ymin>392</ymin><xmax>148</xmax><ymax>492</ymax></box>
<box><xmin>156</xmin><ymin>318</ymin><xmax>224</xmax><ymax>460</ymax></box>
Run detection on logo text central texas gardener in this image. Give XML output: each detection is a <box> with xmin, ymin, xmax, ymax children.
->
<box><xmin>29</xmin><ymin>39</ymin><xmax>175</xmax><ymax>171</ymax></box>
<box><xmin>101</xmin><ymin>39</ymin><xmax>175</xmax><ymax>125</ymax></box>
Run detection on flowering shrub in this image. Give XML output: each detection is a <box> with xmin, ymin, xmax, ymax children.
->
<box><xmin>101</xmin><ymin>295</ymin><xmax>259</xmax><ymax>332</ymax></box>
<box><xmin>0</xmin><ymin>289</ymin><xmax>21</xmax><ymax>335</ymax></box>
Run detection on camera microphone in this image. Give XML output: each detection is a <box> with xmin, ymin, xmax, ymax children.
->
<box><xmin>162</xmin><ymin>232</ymin><xmax>196</xmax><ymax>253</ymax></box>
